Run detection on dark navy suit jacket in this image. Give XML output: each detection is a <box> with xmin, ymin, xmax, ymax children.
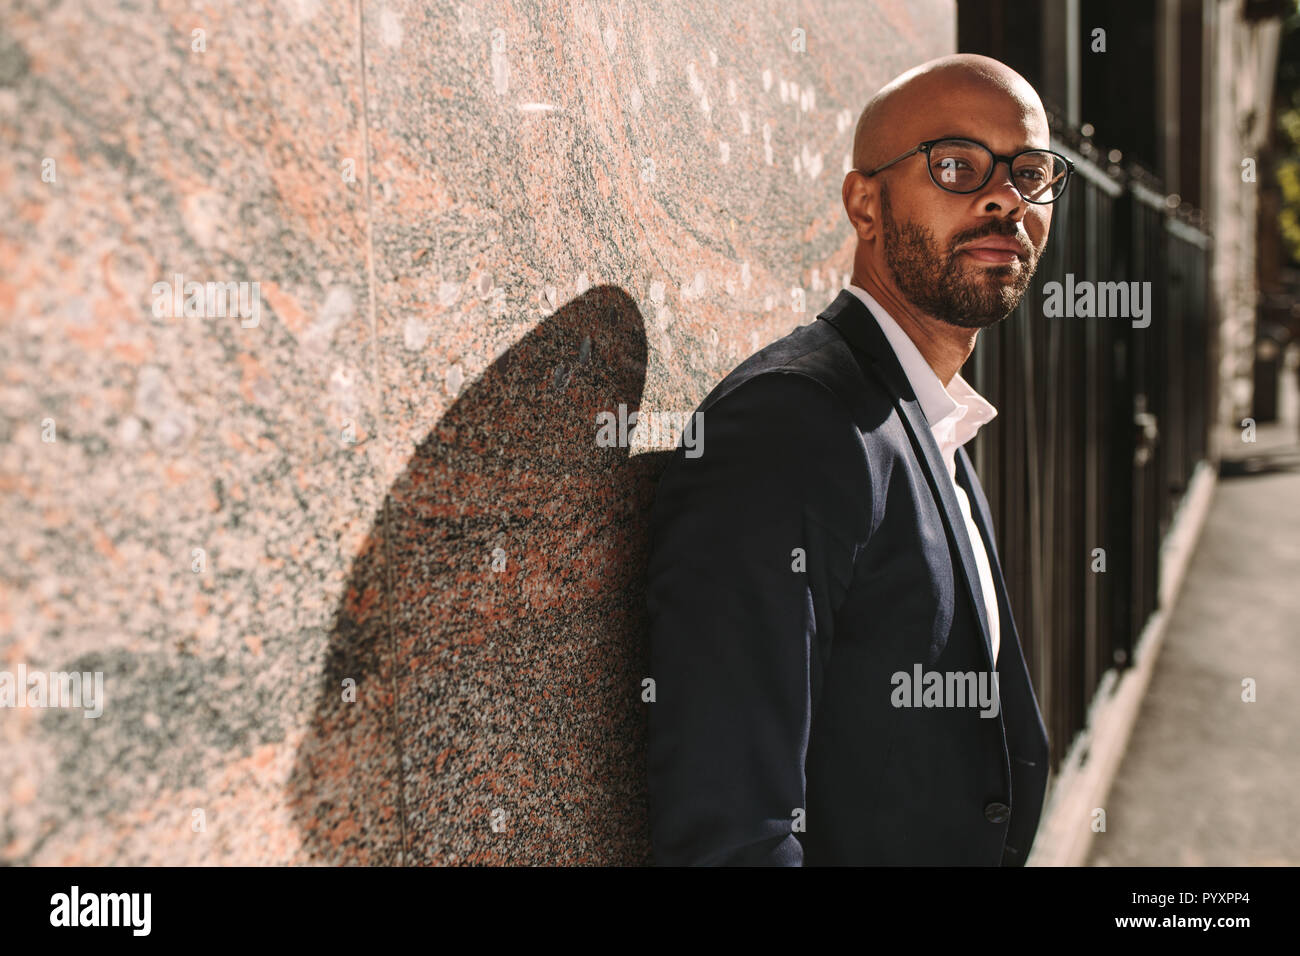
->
<box><xmin>644</xmin><ymin>288</ymin><xmax>1050</xmax><ymax>866</ymax></box>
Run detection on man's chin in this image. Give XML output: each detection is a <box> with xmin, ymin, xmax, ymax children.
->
<box><xmin>940</xmin><ymin>312</ymin><xmax>1010</xmax><ymax>330</ymax></box>
<box><xmin>968</xmin><ymin>276</ymin><xmax>1034</xmax><ymax>321</ymax></box>
<box><xmin>937</xmin><ymin>295</ymin><xmax>1019</xmax><ymax>328</ymax></box>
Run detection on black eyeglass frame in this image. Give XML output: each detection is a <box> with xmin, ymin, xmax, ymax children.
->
<box><xmin>858</xmin><ymin>137</ymin><xmax>1076</xmax><ymax>204</ymax></box>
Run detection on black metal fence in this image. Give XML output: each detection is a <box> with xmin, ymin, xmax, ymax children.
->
<box><xmin>967</xmin><ymin>142</ymin><xmax>1213</xmax><ymax>769</ymax></box>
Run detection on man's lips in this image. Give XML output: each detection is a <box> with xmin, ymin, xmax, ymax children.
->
<box><xmin>959</xmin><ymin>238</ymin><xmax>1028</xmax><ymax>264</ymax></box>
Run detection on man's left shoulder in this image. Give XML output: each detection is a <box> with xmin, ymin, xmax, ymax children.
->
<box><xmin>697</xmin><ymin>318</ymin><xmax>877</xmax><ymax>423</ymax></box>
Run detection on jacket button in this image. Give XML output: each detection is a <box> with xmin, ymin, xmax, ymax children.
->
<box><xmin>984</xmin><ymin>802</ymin><xmax>1011</xmax><ymax>824</ymax></box>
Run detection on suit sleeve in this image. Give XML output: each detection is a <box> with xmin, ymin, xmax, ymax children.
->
<box><xmin>644</xmin><ymin>370</ymin><xmax>872</xmax><ymax>865</ymax></box>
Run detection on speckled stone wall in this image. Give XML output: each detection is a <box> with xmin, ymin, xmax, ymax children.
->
<box><xmin>0</xmin><ymin>0</ymin><xmax>953</xmax><ymax>864</ymax></box>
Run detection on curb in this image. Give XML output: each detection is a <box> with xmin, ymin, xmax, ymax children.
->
<box><xmin>1026</xmin><ymin>458</ymin><xmax>1219</xmax><ymax>867</ymax></box>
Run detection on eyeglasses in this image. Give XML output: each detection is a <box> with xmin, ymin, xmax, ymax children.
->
<box><xmin>858</xmin><ymin>137</ymin><xmax>1074</xmax><ymax>204</ymax></box>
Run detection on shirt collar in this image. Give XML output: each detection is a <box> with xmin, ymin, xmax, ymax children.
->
<box><xmin>844</xmin><ymin>284</ymin><xmax>997</xmax><ymax>453</ymax></box>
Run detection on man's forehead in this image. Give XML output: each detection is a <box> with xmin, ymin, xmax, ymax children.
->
<box><xmin>919</xmin><ymin>128</ymin><xmax>1052</xmax><ymax>152</ymax></box>
<box><xmin>897</xmin><ymin>97</ymin><xmax>1049</xmax><ymax>153</ymax></box>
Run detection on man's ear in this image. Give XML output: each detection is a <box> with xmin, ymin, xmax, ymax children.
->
<box><xmin>843</xmin><ymin>171</ymin><xmax>878</xmax><ymax>243</ymax></box>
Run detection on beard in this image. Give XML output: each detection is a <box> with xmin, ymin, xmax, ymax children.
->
<box><xmin>878</xmin><ymin>181</ymin><xmax>1040</xmax><ymax>329</ymax></box>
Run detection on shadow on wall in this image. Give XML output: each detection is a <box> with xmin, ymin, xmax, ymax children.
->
<box><xmin>288</xmin><ymin>286</ymin><xmax>672</xmax><ymax>864</ymax></box>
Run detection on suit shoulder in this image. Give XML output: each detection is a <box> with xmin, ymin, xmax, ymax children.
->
<box><xmin>695</xmin><ymin>318</ymin><xmax>891</xmax><ymax>424</ymax></box>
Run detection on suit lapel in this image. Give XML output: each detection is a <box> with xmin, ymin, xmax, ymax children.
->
<box><xmin>955</xmin><ymin>443</ymin><xmax>1050</xmax><ymax>770</ymax></box>
<box><xmin>818</xmin><ymin>289</ymin><xmax>995</xmax><ymax>670</ymax></box>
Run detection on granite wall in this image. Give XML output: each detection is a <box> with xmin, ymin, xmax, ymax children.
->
<box><xmin>0</xmin><ymin>0</ymin><xmax>953</xmax><ymax>864</ymax></box>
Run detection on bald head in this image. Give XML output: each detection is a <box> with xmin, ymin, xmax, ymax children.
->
<box><xmin>841</xmin><ymin>54</ymin><xmax>1058</xmax><ymax>351</ymax></box>
<box><xmin>852</xmin><ymin>54</ymin><xmax>1048</xmax><ymax>172</ymax></box>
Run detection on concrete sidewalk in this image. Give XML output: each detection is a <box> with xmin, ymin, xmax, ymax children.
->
<box><xmin>1085</xmin><ymin>424</ymin><xmax>1300</xmax><ymax>866</ymax></box>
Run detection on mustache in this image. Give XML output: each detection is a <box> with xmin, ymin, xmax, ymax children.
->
<box><xmin>950</xmin><ymin>224</ymin><xmax>1035</xmax><ymax>260</ymax></box>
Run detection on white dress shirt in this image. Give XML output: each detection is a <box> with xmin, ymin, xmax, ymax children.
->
<box><xmin>846</xmin><ymin>284</ymin><xmax>1001</xmax><ymax>666</ymax></box>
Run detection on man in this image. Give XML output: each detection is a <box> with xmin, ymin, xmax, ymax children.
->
<box><xmin>644</xmin><ymin>54</ymin><xmax>1066</xmax><ymax>865</ymax></box>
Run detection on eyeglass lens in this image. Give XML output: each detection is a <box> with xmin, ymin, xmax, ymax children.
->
<box><xmin>929</xmin><ymin>139</ymin><xmax>1068</xmax><ymax>202</ymax></box>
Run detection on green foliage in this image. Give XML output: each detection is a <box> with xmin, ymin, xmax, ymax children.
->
<box><xmin>1276</xmin><ymin>5</ymin><xmax>1300</xmax><ymax>264</ymax></box>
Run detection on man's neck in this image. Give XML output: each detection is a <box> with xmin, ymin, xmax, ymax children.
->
<box><xmin>850</xmin><ymin>274</ymin><xmax>977</xmax><ymax>387</ymax></box>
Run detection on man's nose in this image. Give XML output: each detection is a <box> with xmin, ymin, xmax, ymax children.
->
<box><xmin>980</xmin><ymin>161</ymin><xmax>1029</xmax><ymax>216</ymax></box>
